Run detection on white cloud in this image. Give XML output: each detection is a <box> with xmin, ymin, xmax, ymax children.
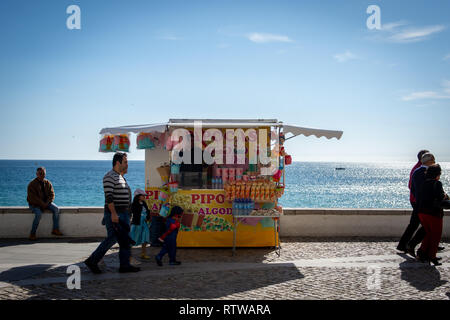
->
<box><xmin>367</xmin><ymin>20</ymin><xmax>446</xmax><ymax>44</ymax></box>
<box><xmin>402</xmin><ymin>80</ymin><xmax>450</xmax><ymax>101</ymax></box>
<box><xmin>401</xmin><ymin>91</ymin><xmax>449</xmax><ymax>101</ymax></box>
<box><xmin>333</xmin><ymin>51</ymin><xmax>358</xmax><ymax>63</ymax></box>
<box><xmin>444</xmin><ymin>54</ymin><xmax>450</xmax><ymax>61</ymax></box>
<box><xmin>388</xmin><ymin>25</ymin><xmax>445</xmax><ymax>43</ymax></box>
<box><xmin>381</xmin><ymin>20</ymin><xmax>408</xmax><ymax>31</ymax></box>
<box><xmin>246</xmin><ymin>33</ymin><xmax>293</xmax><ymax>43</ymax></box>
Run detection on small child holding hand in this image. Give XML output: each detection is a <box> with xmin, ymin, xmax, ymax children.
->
<box><xmin>155</xmin><ymin>206</ymin><xmax>183</xmax><ymax>266</ymax></box>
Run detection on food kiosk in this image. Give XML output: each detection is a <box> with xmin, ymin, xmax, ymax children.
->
<box><xmin>99</xmin><ymin>119</ymin><xmax>342</xmax><ymax>253</ymax></box>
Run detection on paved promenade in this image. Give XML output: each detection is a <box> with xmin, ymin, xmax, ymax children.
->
<box><xmin>0</xmin><ymin>237</ymin><xmax>449</xmax><ymax>300</ymax></box>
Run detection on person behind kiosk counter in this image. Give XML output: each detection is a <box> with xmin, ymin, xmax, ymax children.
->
<box><xmin>130</xmin><ymin>189</ymin><xmax>151</xmax><ymax>259</ymax></box>
<box><xmin>155</xmin><ymin>206</ymin><xmax>183</xmax><ymax>266</ymax></box>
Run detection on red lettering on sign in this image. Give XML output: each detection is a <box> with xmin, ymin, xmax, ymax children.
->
<box><xmin>191</xmin><ymin>194</ymin><xmax>200</xmax><ymax>204</ymax></box>
<box><xmin>207</xmin><ymin>194</ymin><xmax>215</xmax><ymax>204</ymax></box>
<box><xmin>147</xmin><ymin>190</ymin><xmax>159</xmax><ymax>200</ymax></box>
<box><xmin>216</xmin><ymin>194</ymin><xmax>224</xmax><ymax>204</ymax></box>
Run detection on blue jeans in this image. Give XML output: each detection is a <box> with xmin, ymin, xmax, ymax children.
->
<box><xmin>29</xmin><ymin>203</ymin><xmax>60</xmax><ymax>235</ymax></box>
<box><xmin>157</xmin><ymin>236</ymin><xmax>177</xmax><ymax>263</ymax></box>
<box><xmin>88</xmin><ymin>208</ymin><xmax>131</xmax><ymax>267</ymax></box>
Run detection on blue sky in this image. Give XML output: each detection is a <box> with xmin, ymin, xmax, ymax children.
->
<box><xmin>0</xmin><ymin>0</ymin><xmax>449</xmax><ymax>162</ymax></box>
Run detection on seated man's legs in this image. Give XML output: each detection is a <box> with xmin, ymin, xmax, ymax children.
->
<box><xmin>47</xmin><ymin>202</ymin><xmax>60</xmax><ymax>231</ymax></box>
<box><xmin>29</xmin><ymin>206</ymin><xmax>42</xmax><ymax>235</ymax></box>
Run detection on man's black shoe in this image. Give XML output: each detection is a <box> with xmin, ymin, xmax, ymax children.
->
<box><xmin>431</xmin><ymin>258</ymin><xmax>442</xmax><ymax>266</ymax></box>
<box><xmin>84</xmin><ymin>259</ymin><xmax>102</xmax><ymax>274</ymax></box>
<box><xmin>155</xmin><ymin>256</ymin><xmax>163</xmax><ymax>266</ymax></box>
<box><xmin>438</xmin><ymin>246</ymin><xmax>445</xmax><ymax>252</ymax></box>
<box><xmin>119</xmin><ymin>265</ymin><xmax>141</xmax><ymax>273</ymax></box>
<box><xmin>406</xmin><ymin>245</ymin><xmax>416</xmax><ymax>258</ymax></box>
<box><xmin>169</xmin><ymin>261</ymin><xmax>181</xmax><ymax>266</ymax></box>
<box><xmin>396</xmin><ymin>245</ymin><xmax>407</xmax><ymax>253</ymax></box>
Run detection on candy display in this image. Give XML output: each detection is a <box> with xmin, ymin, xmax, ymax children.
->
<box><xmin>285</xmin><ymin>154</ymin><xmax>292</xmax><ymax>165</ymax></box>
<box><xmin>159</xmin><ymin>203</ymin><xmax>170</xmax><ymax>217</ymax></box>
<box><xmin>99</xmin><ymin>135</ymin><xmax>114</xmax><ymax>153</ymax></box>
<box><xmin>225</xmin><ymin>180</ymin><xmax>277</xmax><ymax>202</ymax></box>
<box><xmin>136</xmin><ymin>132</ymin><xmax>156</xmax><ymax>149</ymax></box>
<box><xmin>112</xmin><ymin>134</ymin><xmax>130</xmax><ymax>152</ymax></box>
<box><xmin>272</xmin><ymin>169</ymin><xmax>282</xmax><ymax>182</ymax></box>
<box><xmin>158</xmin><ymin>187</ymin><xmax>170</xmax><ymax>202</ymax></box>
<box><xmin>169</xmin><ymin>181</ymin><xmax>179</xmax><ymax>193</ymax></box>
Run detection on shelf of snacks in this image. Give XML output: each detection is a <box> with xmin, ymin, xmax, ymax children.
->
<box><xmin>224</xmin><ymin>180</ymin><xmax>285</xmax><ymax>203</ymax></box>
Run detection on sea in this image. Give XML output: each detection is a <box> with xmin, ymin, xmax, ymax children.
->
<box><xmin>0</xmin><ymin>160</ymin><xmax>449</xmax><ymax>209</ymax></box>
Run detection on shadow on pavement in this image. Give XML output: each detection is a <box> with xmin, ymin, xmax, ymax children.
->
<box><xmin>399</xmin><ymin>261</ymin><xmax>448</xmax><ymax>292</ymax></box>
<box><xmin>0</xmin><ymin>264</ymin><xmax>54</xmax><ymax>282</ymax></box>
<box><xmin>0</xmin><ymin>238</ymin><xmax>104</xmax><ymax>248</ymax></box>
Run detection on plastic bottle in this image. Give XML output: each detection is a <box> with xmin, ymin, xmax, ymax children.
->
<box><xmin>243</xmin><ymin>199</ymin><xmax>248</xmax><ymax>215</ymax></box>
<box><xmin>236</xmin><ymin>199</ymin><xmax>242</xmax><ymax>216</ymax></box>
<box><xmin>212</xmin><ymin>176</ymin><xmax>216</xmax><ymax>189</ymax></box>
<box><xmin>232</xmin><ymin>199</ymin><xmax>236</xmax><ymax>215</ymax></box>
<box><xmin>218</xmin><ymin>177</ymin><xmax>223</xmax><ymax>189</ymax></box>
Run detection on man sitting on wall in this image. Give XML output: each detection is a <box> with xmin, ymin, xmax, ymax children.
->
<box><xmin>27</xmin><ymin>167</ymin><xmax>63</xmax><ymax>241</ymax></box>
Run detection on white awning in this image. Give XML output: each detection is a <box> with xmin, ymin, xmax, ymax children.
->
<box><xmin>283</xmin><ymin>125</ymin><xmax>343</xmax><ymax>140</ymax></box>
<box><xmin>99</xmin><ymin>120</ymin><xmax>343</xmax><ymax>140</ymax></box>
<box><xmin>99</xmin><ymin>123</ymin><xmax>167</xmax><ymax>135</ymax></box>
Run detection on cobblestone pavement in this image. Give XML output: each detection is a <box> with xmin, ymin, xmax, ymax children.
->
<box><xmin>1</xmin><ymin>237</ymin><xmax>450</xmax><ymax>300</ymax></box>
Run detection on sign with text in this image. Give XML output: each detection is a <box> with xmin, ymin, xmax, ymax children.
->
<box><xmin>145</xmin><ymin>187</ymin><xmax>278</xmax><ymax>247</ymax></box>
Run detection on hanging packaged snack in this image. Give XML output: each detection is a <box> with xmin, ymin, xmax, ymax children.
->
<box><xmin>158</xmin><ymin>187</ymin><xmax>170</xmax><ymax>202</ymax></box>
<box><xmin>272</xmin><ymin>169</ymin><xmax>282</xmax><ymax>182</ymax></box>
<box><xmin>136</xmin><ymin>132</ymin><xmax>156</xmax><ymax>149</ymax></box>
<box><xmin>159</xmin><ymin>203</ymin><xmax>171</xmax><ymax>217</ymax></box>
<box><xmin>112</xmin><ymin>134</ymin><xmax>130</xmax><ymax>152</ymax></box>
<box><xmin>285</xmin><ymin>154</ymin><xmax>292</xmax><ymax>165</ymax></box>
<box><xmin>99</xmin><ymin>135</ymin><xmax>114</xmax><ymax>153</ymax></box>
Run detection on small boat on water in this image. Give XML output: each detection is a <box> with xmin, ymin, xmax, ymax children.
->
<box><xmin>335</xmin><ymin>167</ymin><xmax>345</xmax><ymax>170</ymax></box>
